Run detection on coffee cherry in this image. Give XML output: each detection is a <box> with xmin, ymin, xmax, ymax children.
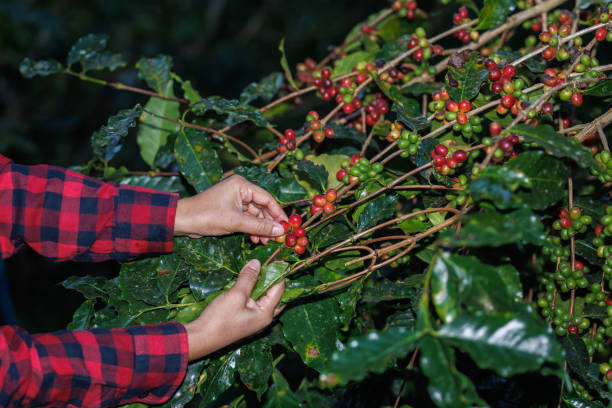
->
<box><xmin>297</xmin><ymin>236</ymin><xmax>309</xmax><ymax>247</ymax></box>
<box><xmin>286</xmin><ymin>234</ymin><xmax>297</xmax><ymax>247</ymax></box>
<box><xmin>310</xmin><ymin>205</ymin><xmax>322</xmax><ymax>215</ymax></box>
<box><xmin>501</xmin><ymin>94</ymin><xmax>516</xmax><ymax>109</ymax></box>
<box><xmin>323</xmin><ymin>202</ymin><xmax>335</xmax><ymax>214</ymax></box>
<box><xmin>435</xmin><ymin>144</ymin><xmax>449</xmax><ymax>156</ymax></box>
<box><xmin>542</xmin><ymin>46</ymin><xmax>556</xmax><ymax>60</ymax></box>
<box><xmin>289</xmin><ymin>214</ymin><xmax>302</xmax><ymax>228</ymax></box>
<box><xmin>453</xmin><ymin>150</ymin><xmax>467</xmax><ymax>163</ymax></box>
<box><xmin>324</xmin><ymin>127</ymin><xmax>335</xmax><ymax>138</ymax></box>
<box><xmin>489</xmin><ymin>121</ymin><xmax>502</xmax><ymax>136</ymax></box>
<box><xmin>313</xmin><ymin>131</ymin><xmax>325</xmax><ymax>143</ymax></box>
<box><xmin>568</xmin><ymin>324</ymin><xmax>579</xmax><ymax>334</ymax></box>
<box><xmin>458</xmin><ymin>99</ymin><xmax>472</xmax><ymax>112</ymax></box>
<box><xmin>326</xmin><ymin>189</ymin><xmax>337</xmax><ymax>202</ymax></box>
<box><xmin>313</xmin><ymin>195</ymin><xmax>326</xmax><ymax>207</ymax></box>
<box><xmin>560</xmin><ymin>217</ymin><xmax>572</xmax><ymax>228</ymax></box>
<box><xmin>285</xmin><ymin>129</ymin><xmax>296</xmax><ymax>139</ymax></box>
<box><xmin>489</xmin><ymin>69</ymin><xmax>502</xmax><ymax>81</ymax></box>
<box><xmin>596</xmin><ymin>27</ymin><xmax>608</xmax><ymax>41</ymax></box>
<box><xmin>570</xmin><ymin>92</ymin><xmax>583</xmax><ymax>107</ymax></box>
<box><xmin>280</xmin><ymin>221</ymin><xmax>291</xmax><ymax>234</ymax></box>
<box><xmin>294</xmin><ymin>245</ymin><xmax>306</xmax><ymax>255</ymax></box>
<box><xmin>503</xmin><ymin>65</ymin><xmax>516</xmax><ymax>78</ymax></box>
<box><xmin>446</xmin><ymin>100</ymin><xmax>459</xmax><ymax>112</ymax></box>
<box><xmin>337</xmin><ymin>169</ymin><xmax>347</xmax><ymax>181</ymax></box>
<box><xmin>275</xmin><ymin>234</ymin><xmax>286</xmax><ymax>243</ymax></box>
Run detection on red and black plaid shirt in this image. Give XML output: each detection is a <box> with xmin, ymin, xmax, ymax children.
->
<box><xmin>0</xmin><ymin>154</ymin><xmax>189</xmax><ymax>407</ymax></box>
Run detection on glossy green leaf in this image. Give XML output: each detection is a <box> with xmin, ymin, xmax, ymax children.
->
<box><xmin>445</xmin><ymin>51</ymin><xmax>488</xmax><ymax>102</ymax></box>
<box><xmin>430</xmin><ymin>253</ymin><xmax>530</xmax><ymax>323</ymax></box>
<box><xmin>137</xmin><ymin>82</ymin><xmax>181</xmax><ymax>166</ymax></box>
<box><xmin>440</xmin><ymin>207</ymin><xmax>545</xmax><ymax>247</ymax></box>
<box><xmin>237</xmin><ymin>338</ymin><xmax>273</xmax><ymax>400</ymax></box>
<box><xmin>175</xmin><ymin>127</ymin><xmax>222</xmax><ymax>192</ymax></box>
<box><xmin>563</xmin><ymin>397</ymin><xmax>605</xmax><ymax>408</ymax></box>
<box><xmin>281</xmin><ymin>296</ymin><xmax>340</xmax><ymax>372</ymax></box>
<box><xmin>362</xmin><ymin>276</ymin><xmax>423</xmax><ymax>302</ymax></box>
<box><xmin>476</xmin><ymin>0</ymin><xmax>517</xmax><ymax>29</ymax></box>
<box><xmin>279</xmin><ymin>176</ymin><xmax>308</xmax><ymax>202</ymax></box>
<box><xmin>376</xmin><ymin>34</ymin><xmax>411</xmax><ymax>61</ymax></box>
<box><xmin>419</xmin><ymin>336</ymin><xmax>483</xmax><ymax>408</ymax></box>
<box><xmin>295</xmin><ymin>159</ymin><xmax>329</xmax><ymax>190</ymax></box>
<box><xmin>497</xmin><ymin>264</ymin><xmax>523</xmax><ymax>301</ymax></box>
<box><xmin>496</xmin><ymin>48</ymin><xmax>545</xmax><ymax>73</ymax></box>
<box><xmin>354</xmin><ymin>194</ymin><xmax>398</xmax><ymax>231</ymax></box>
<box><xmin>19</xmin><ymin>58</ymin><xmax>63</xmax><ymax>78</ymax></box>
<box><xmin>278</xmin><ymin>38</ymin><xmax>298</xmax><ymax>91</ymax></box>
<box><xmin>66</xmin><ymin>34</ymin><xmax>125</xmax><ymax>72</ymax></box>
<box><xmin>170</xmin><ymin>72</ymin><xmax>202</xmax><ymax>105</ymax></box>
<box><xmin>240</xmin><ymin>72</ymin><xmax>283</xmax><ymax>105</ymax></box>
<box><xmin>135</xmin><ymin>54</ymin><xmax>173</xmax><ymax>93</ymax></box>
<box><xmin>263</xmin><ymin>369</ymin><xmax>302</xmax><ymax>408</ymax></box>
<box><xmin>90</xmin><ymin>105</ymin><xmax>141</xmax><ymax>162</ymax></box>
<box><xmin>512</xmin><ymin>124</ymin><xmax>596</xmax><ymax>168</ymax></box>
<box><xmin>584</xmin><ymin>79</ymin><xmax>612</xmax><ymax>97</ymax></box>
<box><xmin>163</xmin><ymin>360</ymin><xmax>205</xmax><ymax>408</ymax></box>
<box><xmin>310</xmin><ymin>222</ymin><xmax>351</xmax><ymax>248</ymax></box>
<box><xmin>192</xmin><ymin>96</ymin><xmax>271</xmax><ymax>127</ymax></box>
<box><xmin>119</xmin><ymin>255</ymin><xmax>187</xmax><ymax>305</ymax></box>
<box><xmin>320</xmin><ymin>327</ymin><xmax>421</xmax><ymax>386</ymax></box>
<box><xmin>306</xmin><ymin>153</ymin><xmax>349</xmax><ymax>189</ymax></box>
<box><xmin>188</xmin><ymin>268</ymin><xmax>233</xmax><ymax>302</ymax></box>
<box><xmin>326</xmin><ymin>123</ymin><xmax>379</xmax><ymax>151</ymax></box>
<box><xmin>119</xmin><ymin>175</ymin><xmax>188</xmax><ymax>197</ymax></box>
<box><xmin>67</xmin><ymin>300</ymin><xmax>95</xmax><ymax>330</ymax></box>
<box><xmin>61</xmin><ymin>275</ymin><xmax>112</xmax><ymax>300</ymax></box>
<box><xmin>333</xmin><ymin>51</ymin><xmax>374</xmax><ymax>76</ymax></box>
<box><xmin>438</xmin><ymin>313</ymin><xmax>564</xmax><ymax>377</ymax></box>
<box><xmin>252</xmin><ymin>262</ymin><xmax>290</xmax><ymax>300</ymax></box>
<box><xmin>235</xmin><ymin>166</ymin><xmax>282</xmax><ymax>196</ymax></box>
<box><xmin>335</xmin><ymin>281</ymin><xmax>363</xmax><ymax>330</ymax></box>
<box><xmin>392</xmin><ymin>103</ymin><xmax>430</xmax><ymax>131</ymax></box>
<box><xmin>174</xmin><ymin>235</ymin><xmax>243</xmax><ymax>274</ymax></box>
<box><xmin>469</xmin><ymin>165</ymin><xmax>532</xmax><ymax>209</ymax></box>
<box><xmin>200</xmin><ymin>350</ymin><xmax>239</xmax><ymax>406</ymax></box>
<box><xmin>562</xmin><ymin>334</ymin><xmax>590</xmax><ymax>376</ymax></box>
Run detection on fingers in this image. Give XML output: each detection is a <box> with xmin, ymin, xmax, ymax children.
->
<box><xmin>233</xmin><ymin>259</ymin><xmax>261</xmax><ymax>295</ymax></box>
<box><xmin>239</xmin><ymin>213</ymin><xmax>285</xmax><ymax>237</ymax></box>
<box><xmin>257</xmin><ymin>280</ymin><xmax>285</xmax><ymax>313</ymax></box>
<box><xmin>239</xmin><ymin>181</ymin><xmax>288</xmax><ymax>222</ymax></box>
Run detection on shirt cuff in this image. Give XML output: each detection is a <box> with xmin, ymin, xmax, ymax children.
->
<box><xmin>121</xmin><ymin>322</ymin><xmax>189</xmax><ymax>405</ymax></box>
<box><xmin>112</xmin><ymin>185</ymin><xmax>178</xmax><ymax>261</ymax></box>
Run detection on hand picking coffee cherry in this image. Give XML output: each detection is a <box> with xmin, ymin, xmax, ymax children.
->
<box><xmin>279</xmin><ymin>214</ymin><xmax>309</xmax><ymax>255</ymax></box>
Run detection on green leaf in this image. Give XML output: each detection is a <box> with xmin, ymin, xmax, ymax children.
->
<box><xmin>440</xmin><ymin>207</ymin><xmax>545</xmax><ymax>247</ymax></box>
<box><xmin>468</xmin><ymin>165</ymin><xmax>532</xmax><ymax>209</ymax></box>
<box><xmin>170</xmin><ymin>73</ymin><xmax>202</xmax><ymax>105</ymax></box>
<box><xmin>67</xmin><ymin>34</ymin><xmax>125</xmax><ymax>72</ymax></box>
<box><xmin>320</xmin><ymin>327</ymin><xmax>421</xmax><ymax>386</ymax></box>
<box><xmin>324</xmin><ymin>250</ymin><xmax>364</xmax><ymax>271</ymax></box>
<box><xmin>67</xmin><ymin>300</ymin><xmax>95</xmax><ymax>330</ymax></box>
<box><xmin>174</xmin><ymin>127</ymin><xmax>222</xmax><ymax>192</ymax></box>
<box><xmin>164</xmin><ymin>360</ymin><xmax>205</xmax><ymax>408</ymax></box>
<box><xmin>431</xmin><ymin>253</ymin><xmax>530</xmax><ymax>323</ymax></box>
<box><xmin>263</xmin><ymin>369</ymin><xmax>302</xmax><ymax>408</ymax></box>
<box><xmin>187</xmin><ymin>268</ymin><xmax>233</xmax><ymax>302</ymax></box>
<box><xmin>354</xmin><ymin>194</ymin><xmax>398</xmax><ymax>231</ymax></box>
<box><xmin>235</xmin><ymin>166</ymin><xmax>282</xmax><ymax>196</ymax></box>
<box><xmin>119</xmin><ymin>175</ymin><xmax>188</xmax><ymax>197</ymax></box>
<box><xmin>403</xmin><ymin>82</ymin><xmax>441</xmax><ymax>96</ymax></box>
<box><xmin>333</xmin><ymin>51</ymin><xmax>374</xmax><ymax>76</ymax></box>
<box><xmin>279</xmin><ymin>176</ymin><xmax>308</xmax><ymax>202</ymax></box>
<box><xmin>438</xmin><ymin>313</ymin><xmax>564</xmax><ymax>377</ymax></box>
<box><xmin>137</xmin><ymin>82</ymin><xmax>181</xmax><ymax>166</ymax></box>
<box><xmin>335</xmin><ymin>281</ymin><xmax>363</xmax><ymax>330</ymax></box>
<box><xmin>310</xmin><ymin>222</ymin><xmax>351</xmax><ymax>248</ymax></box>
<box><xmin>419</xmin><ymin>336</ymin><xmax>483</xmax><ymax>408</ymax></box>
<box><xmin>252</xmin><ymin>262</ymin><xmax>290</xmax><ymax>300</ymax></box>
<box><xmin>153</xmin><ymin>132</ymin><xmax>177</xmax><ymax>170</ymax></box>
<box><xmin>174</xmin><ymin>235</ymin><xmax>243</xmax><ymax>274</ymax></box>
<box><xmin>563</xmin><ymin>397</ymin><xmax>605</xmax><ymax>408</ymax></box>
<box><xmin>306</xmin><ymin>154</ymin><xmax>349</xmax><ymax>189</ymax></box>
<box><xmin>237</xmin><ymin>338</ymin><xmax>273</xmax><ymax>400</ymax></box>
<box><xmin>19</xmin><ymin>58</ymin><xmax>63</xmax><ymax>78</ymax></box>
<box><xmin>497</xmin><ymin>264</ymin><xmax>523</xmax><ymax>301</ymax></box>
<box><xmin>376</xmin><ymin>34</ymin><xmax>412</xmax><ymax>61</ymax></box>
<box><xmin>200</xmin><ymin>350</ymin><xmax>239</xmax><ymax>406</ymax></box>
<box><xmin>476</xmin><ymin>0</ymin><xmax>517</xmax><ymax>29</ymax></box>
<box><xmin>240</xmin><ymin>72</ymin><xmax>284</xmax><ymax>105</ymax></box>
<box><xmin>392</xmin><ymin>104</ymin><xmax>431</xmax><ymax>131</ymax></box>
<box><xmin>192</xmin><ymin>96</ymin><xmax>271</xmax><ymax>127</ymax></box>
<box><xmin>496</xmin><ymin>48</ymin><xmax>545</xmax><ymax>73</ymax></box>
<box><xmin>295</xmin><ymin>159</ymin><xmax>329</xmax><ymax>190</ymax></box>
<box><xmin>445</xmin><ymin>51</ymin><xmax>488</xmax><ymax>102</ymax></box>
<box><xmin>584</xmin><ymin>79</ymin><xmax>612</xmax><ymax>97</ymax></box>
<box><xmin>278</xmin><ymin>38</ymin><xmax>299</xmax><ymax>91</ymax></box>
<box><xmin>281</xmin><ymin>296</ymin><xmax>340</xmax><ymax>372</ymax></box>
<box><xmin>135</xmin><ymin>54</ymin><xmax>173</xmax><ymax>93</ymax></box>
<box><xmin>512</xmin><ymin>124</ymin><xmax>597</xmax><ymax>168</ymax></box>
<box><xmin>91</xmin><ymin>105</ymin><xmax>141</xmax><ymax>162</ymax></box>
<box><xmin>119</xmin><ymin>255</ymin><xmax>187</xmax><ymax>305</ymax></box>
<box><xmin>561</xmin><ymin>334</ymin><xmax>590</xmax><ymax>375</ymax></box>
<box><xmin>362</xmin><ymin>276</ymin><xmax>423</xmax><ymax>302</ymax></box>
<box><xmin>505</xmin><ymin>151</ymin><xmax>568</xmax><ymax>210</ymax></box>
<box><xmin>61</xmin><ymin>275</ymin><xmax>111</xmax><ymax>300</ymax></box>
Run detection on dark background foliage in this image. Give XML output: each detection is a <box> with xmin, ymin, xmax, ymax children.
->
<box><xmin>0</xmin><ymin>0</ymin><xmax>382</xmax><ymax>332</ymax></box>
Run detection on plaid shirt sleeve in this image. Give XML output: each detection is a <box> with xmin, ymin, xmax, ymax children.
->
<box><xmin>0</xmin><ymin>154</ymin><xmax>178</xmax><ymax>262</ymax></box>
<box><xmin>0</xmin><ymin>322</ymin><xmax>189</xmax><ymax>407</ymax></box>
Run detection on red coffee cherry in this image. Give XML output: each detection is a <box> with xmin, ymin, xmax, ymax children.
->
<box><xmin>313</xmin><ymin>195</ymin><xmax>327</xmax><ymax>207</ymax></box>
<box><xmin>286</xmin><ymin>234</ymin><xmax>297</xmax><ymax>247</ymax></box>
<box><xmin>325</xmin><ymin>189</ymin><xmax>337</xmax><ymax>203</ymax></box>
<box><xmin>503</xmin><ymin>65</ymin><xmax>516</xmax><ymax>78</ymax></box>
<box><xmin>289</xmin><ymin>214</ymin><xmax>302</xmax><ymax>228</ymax></box>
<box><xmin>280</xmin><ymin>221</ymin><xmax>291</xmax><ymax>234</ymax></box>
<box><xmin>294</xmin><ymin>227</ymin><xmax>306</xmax><ymax>238</ymax></box>
<box><xmin>435</xmin><ymin>144</ymin><xmax>449</xmax><ymax>156</ymax></box>
<box><xmin>567</xmin><ymin>324</ymin><xmax>579</xmax><ymax>334</ymax></box>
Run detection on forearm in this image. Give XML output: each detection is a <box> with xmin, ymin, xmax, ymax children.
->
<box><xmin>0</xmin><ymin>323</ymin><xmax>188</xmax><ymax>407</ymax></box>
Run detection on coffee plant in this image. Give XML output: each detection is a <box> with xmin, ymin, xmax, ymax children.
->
<box><xmin>17</xmin><ymin>0</ymin><xmax>612</xmax><ymax>405</ymax></box>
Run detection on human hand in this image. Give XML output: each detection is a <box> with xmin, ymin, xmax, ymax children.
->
<box><xmin>174</xmin><ymin>175</ymin><xmax>288</xmax><ymax>244</ymax></box>
<box><xmin>183</xmin><ymin>259</ymin><xmax>284</xmax><ymax>361</ymax></box>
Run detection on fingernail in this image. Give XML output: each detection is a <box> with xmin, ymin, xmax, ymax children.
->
<box><xmin>272</xmin><ymin>224</ymin><xmax>284</xmax><ymax>236</ymax></box>
<box><xmin>246</xmin><ymin>259</ymin><xmax>260</xmax><ymax>269</ymax></box>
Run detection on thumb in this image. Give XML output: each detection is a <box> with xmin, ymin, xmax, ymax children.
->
<box><xmin>238</xmin><ymin>214</ymin><xmax>284</xmax><ymax>237</ymax></box>
<box><xmin>233</xmin><ymin>259</ymin><xmax>261</xmax><ymax>295</ymax></box>
<box><xmin>257</xmin><ymin>280</ymin><xmax>285</xmax><ymax>312</ymax></box>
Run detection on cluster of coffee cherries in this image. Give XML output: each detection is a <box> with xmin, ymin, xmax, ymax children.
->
<box><xmin>363</xmin><ymin>92</ymin><xmax>390</xmax><ymax>127</ymax></box>
<box><xmin>558</xmin><ymin>87</ymin><xmax>583</xmax><ymax>107</ymax></box>
<box><xmin>541</xmin><ymin>235</ymin><xmax>571</xmax><ymax>262</ymax></box>
<box><xmin>390</xmin><ymin>0</ymin><xmax>418</xmax><ymax>20</ymax></box>
<box><xmin>552</xmin><ymin>207</ymin><xmax>592</xmax><ymax>240</ymax></box>
<box><xmin>430</xmin><ymin>144</ymin><xmax>468</xmax><ymax>175</ymax></box>
<box><xmin>407</xmin><ymin>27</ymin><xmax>444</xmax><ymax>62</ymax></box>
<box><xmin>591</xmin><ymin>150</ymin><xmax>612</xmax><ymax>183</ymax></box>
<box><xmin>483</xmin><ymin>125</ymin><xmax>520</xmax><ymax>161</ymax></box>
<box><xmin>485</xmin><ymin>62</ymin><xmax>530</xmax><ymax>117</ymax></box>
<box><xmin>594</xmin><ymin>206</ymin><xmax>612</xmax><ymax>260</ymax></box>
<box><xmin>336</xmin><ymin>155</ymin><xmax>383</xmax><ymax>184</ymax></box>
<box><xmin>305</xmin><ymin>111</ymin><xmax>336</xmax><ymax>143</ymax></box>
<box><xmin>360</xmin><ymin>24</ymin><xmax>379</xmax><ymax>43</ymax></box>
<box><xmin>352</xmin><ymin>61</ymin><xmax>374</xmax><ymax>85</ymax></box>
<box><xmin>599</xmin><ymin>357</ymin><xmax>612</xmax><ymax>383</ymax></box>
<box><xmin>430</xmin><ymin>97</ymin><xmax>484</xmax><ymax>138</ymax></box>
<box><xmin>335</xmin><ymin>77</ymin><xmax>361</xmax><ymax>109</ymax></box>
<box><xmin>584</xmin><ymin>283</ymin><xmax>611</xmax><ymax>307</ymax></box>
<box><xmin>279</xmin><ymin>129</ymin><xmax>297</xmax><ymax>152</ymax></box>
<box><xmin>452</xmin><ymin>7</ymin><xmax>479</xmax><ymax>43</ymax></box>
<box><xmin>312</xmin><ymin>68</ymin><xmax>337</xmax><ymax>102</ymax></box>
<box><xmin>595</xmin><ymin>25</ymin><xmax>612</xmax><ymax>42</ymax></box>
<box><xmin>310</xmin><ymin>189</ymin><xmax>337</xmax><ymax>216</ymax></box>
<box><xmin>296</xmin><ymin>57</ymin><xmax>318</xmax><ymax>85</ymax></box>
<box><xmin>445</xmin><ymin>174</ymin><xmax>470</xmax><ymax>206</ymax></box>
<box><xmin>397</xmin><ymin>129</ymin><xmax>421</xmax><ymax>156</ymax></box>
<box><xmin>553</xmin><ymin>259</ymin><xmax>590</xmax><ymax>291</ymax></box>
<box><xmin>277</xmin><ymin>215</ymin><xmax>308</xmax><ymax>255</ymax></box>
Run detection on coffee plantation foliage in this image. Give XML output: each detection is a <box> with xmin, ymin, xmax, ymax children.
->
<box><xmin>17</xmin><ymin>0</ymin><xmax>612</xmax><ymax>405</ymax></box>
